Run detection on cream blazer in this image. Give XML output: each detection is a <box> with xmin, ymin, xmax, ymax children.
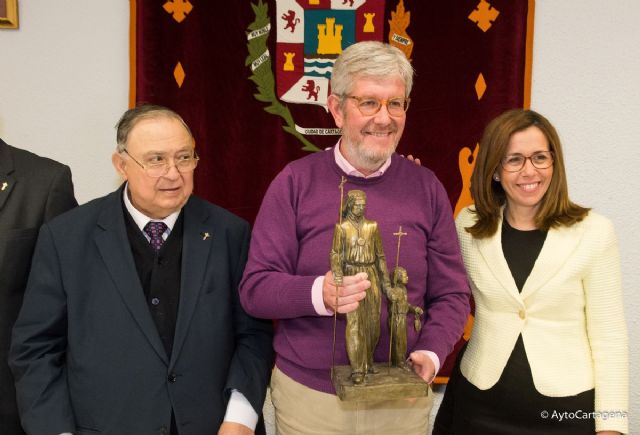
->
<box><xmin>456</xmin><ymin>207</ymin><xmax>628</xmax><ymax>433</ymax></box>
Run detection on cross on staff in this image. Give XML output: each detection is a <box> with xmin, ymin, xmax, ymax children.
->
<box><xmin>393</xmin><ymin>226</ymin><xmax>407</xmax><ymax>271</ymax></box>
<box><xmin>389</xmin><ymin>226</ymin><xmax>407</xmax><ymax>369</ymax></box>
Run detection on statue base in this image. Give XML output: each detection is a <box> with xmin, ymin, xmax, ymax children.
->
<box><xmin>332</xmin><ymin>363</ymin><xmax>429</xmax><ymax>402</ymax></box>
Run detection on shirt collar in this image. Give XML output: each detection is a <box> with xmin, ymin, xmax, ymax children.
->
<box><xmin>122</xmin><ymin>183</ymin><xmax>180</xmax><ymax>234</ymax></box>
<box><xmin>334</xmin><ymin>140</ymin><xmax>391</xmax><ymax>178</ymax></box>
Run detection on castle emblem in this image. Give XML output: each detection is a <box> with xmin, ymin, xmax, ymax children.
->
<box><xmin>275</xmin><ymin>0</ymin><xmax>385</xmax><ymax>109</ymax></box>
<box><xmin>317</xmin><ymin>18</ymin><xmax>343</xmax><ymax>54</ymax></box>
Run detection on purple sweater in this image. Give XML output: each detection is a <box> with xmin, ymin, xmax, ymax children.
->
<box><xmin>240</xmin><ymin>148</ymin><xmax>470</xmax><ymax>393</ymax></box>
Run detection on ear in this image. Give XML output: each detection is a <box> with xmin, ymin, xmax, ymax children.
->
<box><xmin>112</xmin><ymin>152</ymin><xmax>128</xmax><ymax>180</ymax></box>
<box><xmin>327</xmin><ymin>94</ymin><xmax>345</xmax><ymax>129</ymax></box>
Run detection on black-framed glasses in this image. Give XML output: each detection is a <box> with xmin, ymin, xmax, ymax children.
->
<box><xmin>343</xmin><ymin>95</ymin><xmax>410</xmax><ymax>116</ymax></box>
<box><xmin>500</xmin><ymin>151</ymin><xmax>554</xmax><ymax>172</ymax></box>
<box><xmin>123</xmin><ymin>149</ymin><xmax>199</xmax><ymax>178</ymax></box>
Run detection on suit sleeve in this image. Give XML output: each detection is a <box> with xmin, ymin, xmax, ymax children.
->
<box><xmin>9</xmin><ymin>224</ymin><xmax>75</xmax><ymax>435</ymax></box>
<box><xmin>224</xmin><ymin>221</ymin><xmax>274</xmax><ymax>416</ymax></box>
<box><xmin>44</xmin><ymin>164</ymin><xmax>77</xmax><ymax>221</ymax></box>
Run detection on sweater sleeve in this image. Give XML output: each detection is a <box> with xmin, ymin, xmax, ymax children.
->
<box><xmin>239</xmin><ymin>167</ymin><xmax>319</xmax><ymax>319</ymax></box>
<box><xmin>414</xmin><ymin>181</ymin><xmax>471</xmax><ymax>365</ymax></box>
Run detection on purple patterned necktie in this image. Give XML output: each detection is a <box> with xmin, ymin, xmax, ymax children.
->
<box><xmin>143</xmin><ymin>221</ymin><xmax>168</xmax><ymax>252</ymax></box>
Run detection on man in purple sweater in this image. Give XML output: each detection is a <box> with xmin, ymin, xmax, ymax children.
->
<box><xmin>240</xmin><ymin>41</ymin><xmax>470</xmax><ymax>434</ymax></box>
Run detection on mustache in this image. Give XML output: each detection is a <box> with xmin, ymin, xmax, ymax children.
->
<box><xmin>362</xmin><ymin>119</ymin><xmax>398</xmax><ymax>133</ymax></box>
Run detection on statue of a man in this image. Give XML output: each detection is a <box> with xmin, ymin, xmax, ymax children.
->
<box><xmin>388</xmin><ymin>267</ymin><xmax>423</xmax><ymax>369</ymax></box>
<box><xmin>330</xmin><ymin>190</ymin><xmax>392</xmax><ymax>384</ymax></box>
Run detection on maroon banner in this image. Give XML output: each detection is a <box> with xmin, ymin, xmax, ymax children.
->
<box><xmin>132</xmin><ymin>0</ymin><xmax>534</xmax><ymax>381</ymax></box>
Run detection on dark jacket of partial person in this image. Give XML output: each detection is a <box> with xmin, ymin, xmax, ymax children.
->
<box><xmin>0</xmin><ymin>138</ymin><xmax>77</xmax><ymax>435</ymax></box>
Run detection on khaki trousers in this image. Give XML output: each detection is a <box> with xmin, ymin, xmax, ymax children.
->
<box><xmin>270</xmin><ymin>366</ymin><xmax>433</xmax><ymax>435</ymax></box>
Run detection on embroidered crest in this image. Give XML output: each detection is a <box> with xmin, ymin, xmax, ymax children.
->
<box><xmin>246</xmin><ymin>1</ymin><xmax>411</xmax><ymax>151</ymax></box>
<box><xmin>275</xmin><ymin>0</ymin><xmax>384</xmax><ymax>108</ymax></box>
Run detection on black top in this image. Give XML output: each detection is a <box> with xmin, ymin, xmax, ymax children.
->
<box><xmin>501</xmin><ymin>217</ymin><xmax>547</xmax><ymax>292</ymax></box>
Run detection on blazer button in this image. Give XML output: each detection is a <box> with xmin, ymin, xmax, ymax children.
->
<box><xmin>159</xmin><ymin>426</ymin><xmax>169</xmax><ymax>435</ymax></box>
<box><xmin>168</xmin><ymin>373</ymin><xmax>177</xmax><ymax>383</ymax></box>
<box><xmin>518</xmin><ymin>310</ymin><xmax>526</xmax><ymax>319</ymax></box>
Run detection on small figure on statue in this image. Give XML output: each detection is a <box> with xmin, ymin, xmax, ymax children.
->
<box><xmin>388</xmin><ymin>267</ymin><xmax>423</xmax><ymax>369</ymax></box>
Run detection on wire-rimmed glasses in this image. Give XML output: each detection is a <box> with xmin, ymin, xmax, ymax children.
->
<box><xmin>123</xmin><ymin>149</ymin><xmax>199</xmax><ymax>178</ymax></box>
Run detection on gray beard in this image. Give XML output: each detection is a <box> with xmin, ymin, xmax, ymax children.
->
<box><xmin>342</xmin><ymin>140</ymin><xmax>396</xmax><ymax>173</ymax></box>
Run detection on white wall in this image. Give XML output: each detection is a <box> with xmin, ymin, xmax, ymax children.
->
<box><xmin>0</xmin><ymin>0</ymin><xmax>129</xmax><ymax>203</ymax></box>
<box><xmin>0</xmin><ymin>1</ymin><xmax>637</xmax><ymax>432</ymax></box>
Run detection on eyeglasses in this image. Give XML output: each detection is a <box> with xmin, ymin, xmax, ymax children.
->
<box><xmin>500</xmin><ymin>151</ymin><xmax>554</xmax><ymax>172</ymax></box>
<box><xmin>123</xmin><ymin>149</ymin><xmax>199</xmax><ymax>178</ymax></box>
<box><xmin>344</xmin><ymin>95</ymin><xmax>410</xmax><ymax>117</ymax></box>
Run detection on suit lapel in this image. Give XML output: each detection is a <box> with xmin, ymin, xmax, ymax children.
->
<box><xmin>521</xmin><ymin>223</ymin><xmax>583</xmax><ymax>298</ymax></box>
<box><xmin>94</xmin><ymin>188</ymin><xmax>169</xmax><ymax>365</ymax></box>
<box><xmin>0</xmin><ymin>142</ymin><xmax>16</xmax><ymax>212</ymax></box>
<box><xmin>170</xmin><ymin>197</ymin><xmax>213</xmax><ymax>367</ymax></box>
<box><xmin>476</xmin><ymin>217</ymin><xmax>523</xmax><ymax>305</ymax></box>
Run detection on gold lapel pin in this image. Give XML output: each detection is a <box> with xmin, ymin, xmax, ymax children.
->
<box><xmin>201</xmin><ymin>232</ymin><xmax>211</xmax><ymax>241</ymax></box>
<box><xmin>1</xmin><ymin>182</ymin><xmax>7</xmax><ymax>191</ymax></box>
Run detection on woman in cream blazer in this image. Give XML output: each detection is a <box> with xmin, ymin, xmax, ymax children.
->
<box><xmin>434</xmin><ymin>109</ymin><xmax>628</xmax><ymax>434</ymax></box>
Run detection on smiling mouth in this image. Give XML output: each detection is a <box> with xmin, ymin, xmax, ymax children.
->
<box><xmin>364</xmin><ymin>131</ymin><xmax>394</xmax><ymax>137</ymax></box>
<box><xmin>518</xmin><ymin>182</ymin><xmax>540</xmax><ymax>192</ymax></box>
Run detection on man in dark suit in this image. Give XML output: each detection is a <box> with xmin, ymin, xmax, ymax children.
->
<box><xmin>10</xmin><ymin>105</ymin><xmax>273</xmax><ymax>435</ymax></box>
<box><xmin>0</xmin><ymin>139</ymin><xmax>77</xmax><ymax>435</ymax></box>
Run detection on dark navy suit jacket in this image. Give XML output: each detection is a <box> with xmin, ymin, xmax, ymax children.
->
<box><xmin>10</xmin><ymin>187</ymin><xmax>273</xmax><ymax>435</ymax></box>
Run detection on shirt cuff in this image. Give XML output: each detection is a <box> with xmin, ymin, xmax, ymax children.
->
<box><xmin>312</xmin><ymin>275</ymin><xmax>333</xmax><ymax>316</ymax></box>
<box><xmin>223</xmin><ymin>390</ymin><xmax>258</xmax><ymax>430</ymax></box>
<box><xmin>414</xmin><ymin>350</ymin><xmax>440</xmax><ymax>384</ymax></box>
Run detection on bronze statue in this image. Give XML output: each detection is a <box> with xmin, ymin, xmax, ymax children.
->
<box><xmin>328</xmin><ymin>190</ymin><xmax>429</xmax><ymax>401</ymax></box>
<box><xmin>388</xmin><ymin>267</ymin><xmax>423</xmax><ymax>369</ymax></box>
<box><xmin>330</xmin><ymin>190</ymin><xmax>392</xmax><ymax>385</ymax></box>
